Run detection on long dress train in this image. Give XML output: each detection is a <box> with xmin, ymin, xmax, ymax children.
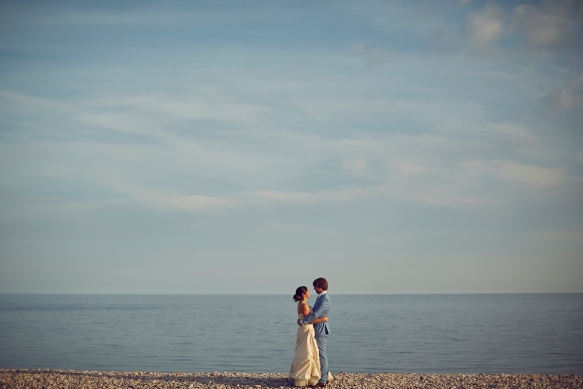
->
<box><xmin>289</xmin><ymin>312</ymin><xmax>320</xmax><ymax>387</ymax></box>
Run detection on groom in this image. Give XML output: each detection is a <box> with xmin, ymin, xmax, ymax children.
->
<box><xmin>297</xmin><ymin>277</ymin><xmax>330</xmax><ymax>387</ymax></box>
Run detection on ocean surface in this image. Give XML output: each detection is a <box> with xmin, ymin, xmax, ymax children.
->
<box><xmin>0</xmin><ymin>294</ymin><xmax>582</xmax><ymax>374</ymax></box>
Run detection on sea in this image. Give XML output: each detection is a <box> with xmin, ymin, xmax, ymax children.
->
<box><xmin>0</xmin><ymin>294</ymin><xmax>582</xmax><ymax>375</ymax></box>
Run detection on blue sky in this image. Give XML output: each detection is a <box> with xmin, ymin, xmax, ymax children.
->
<box><xmin>0</xmin><ymin>0</ymin><xmax>582</xmax><ymax>294</ymax></box>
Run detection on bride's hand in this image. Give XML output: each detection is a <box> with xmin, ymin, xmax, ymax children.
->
<box><xmin>323</xmin><ymin>317</ymin><xmax>329</xmax><ymax>322</ymax></box>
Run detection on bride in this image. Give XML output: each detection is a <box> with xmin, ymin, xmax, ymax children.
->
<box><xmin>289</xmin><ymin>286</ymin><xmax>329</xmax><ymax>387</ymax></box>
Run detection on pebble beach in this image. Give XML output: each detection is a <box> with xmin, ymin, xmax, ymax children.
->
<box><xmin>1</xmin><ymin>370</ymin><xmax>582</xmax><ymax>389</ymax></box>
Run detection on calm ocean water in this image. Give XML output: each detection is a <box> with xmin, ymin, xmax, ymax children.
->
<box><xmin>0</xmin><ymin>294</ymin><xmax>582</xmax><ymax>374</ymax></box>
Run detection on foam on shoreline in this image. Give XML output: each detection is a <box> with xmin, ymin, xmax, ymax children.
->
<box><xmin>1</xmin><ymin>369</ymin><xmax>582</xmax><ymax>388</ymax></box>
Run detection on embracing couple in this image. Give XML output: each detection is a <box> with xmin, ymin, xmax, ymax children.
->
<box><xmin>289</xmin><ymin>277</ymin><xmax>332</xmax><ymax>387</ymax></box>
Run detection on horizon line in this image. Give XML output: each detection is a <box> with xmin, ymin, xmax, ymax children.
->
<box><xmin>1</xmin><ymin>292</ymin><xmax>581</xmax><ymax>296</ymax></box>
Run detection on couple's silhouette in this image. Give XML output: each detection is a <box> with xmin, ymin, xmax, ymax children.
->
<box><xmin>289</xmin><ymin>277</ymin><xmax>332</xmax><ymax>387</ymax></box>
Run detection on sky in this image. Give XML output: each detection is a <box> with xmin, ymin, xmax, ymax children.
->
<box><xmin>0</xmin><ymin>0</ymin><xmax>582</xmax><ymax>294</ymax></box>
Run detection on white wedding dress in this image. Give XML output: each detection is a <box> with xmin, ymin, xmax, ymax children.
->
<box><xmin>289</xmin><ymin>311</ymin><xmax>321</xmax><ymax>387</ymax></box>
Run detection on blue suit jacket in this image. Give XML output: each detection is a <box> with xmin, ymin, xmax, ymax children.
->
<box><xmin>301</xmin><ymin>293</ymin><xmax>330</xmax><ymax>337</ymax></box>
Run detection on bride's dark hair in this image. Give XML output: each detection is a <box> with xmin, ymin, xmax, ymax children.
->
<box><xmin>293</xmin><ymin>286</ymin><xmax>308</xmax><ymax>302</ymax></box>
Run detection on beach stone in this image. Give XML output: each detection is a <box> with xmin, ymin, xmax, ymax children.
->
<box><xmin>1</xmin><ymin>369</ymin><xmax>583</xmax><ymax>389</ymax></box>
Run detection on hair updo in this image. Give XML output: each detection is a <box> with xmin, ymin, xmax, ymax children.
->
<box><xmin>293</xmin><ymin>286</ymin><xmax>308</xmax><ymax>302</ymax></box>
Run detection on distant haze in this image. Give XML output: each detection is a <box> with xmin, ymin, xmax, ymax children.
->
<box><xmin>0</xmin><ymin>0</ymin><xmax>582</xmax><ymax>294</ymax></box>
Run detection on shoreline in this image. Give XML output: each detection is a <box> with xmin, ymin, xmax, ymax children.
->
<box><xmin>1</xmin><ymin>370</ymin><xmax>582</xmax><ymax>389</ymax></box>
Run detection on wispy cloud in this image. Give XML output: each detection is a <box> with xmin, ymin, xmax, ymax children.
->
<box><xmin>541</xmin><ymin>73</ymin><xmax>583</xmax><ymax>116</ymax></box>
<box><xmin>466</xmin><ymin>3</ymin><xmax>505</xmax><ymax>49</ymax></box>
<box><xmin>510</xmin><ymin>2</ymin><xmax>580</xmax><ymax>49</ymax></box>
<box><xmin>84</xmin><ymin>93</ymin><xmax>273</xmax><ymax>125</ymax></box>
<box><xmin>463</xmin><ymin>160</ymin><xmax>565</xmax><ymax>188</ymax></box>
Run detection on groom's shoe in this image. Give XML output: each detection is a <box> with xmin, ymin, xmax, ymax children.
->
<box><xmin>313</xmin><ymin>383</ymin><xmax>327</xmax><ymax>387</ymax></box>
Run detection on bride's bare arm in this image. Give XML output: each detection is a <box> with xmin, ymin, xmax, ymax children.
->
<box><xmin>309</xmin><ymin>316</ymin><xmax>329</xmax><ymax>324</ymax></box>
<box><xmin>298</xmin><ymin>302</ymin><xmax>310</xmax><ymax>317</ymax></box>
